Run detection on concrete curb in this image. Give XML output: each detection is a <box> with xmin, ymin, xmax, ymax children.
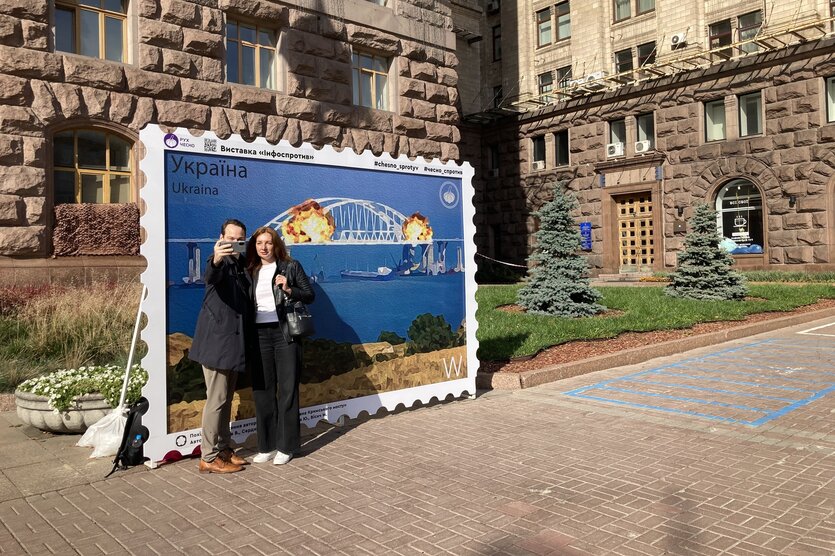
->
<box><xmin>476</xmin><ymin>306</ymin><xmax>835</xmax><ymax>390</ymax></box>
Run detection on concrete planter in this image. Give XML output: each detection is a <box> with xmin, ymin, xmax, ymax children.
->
<box><xmin>14</xmin><ymin>390</ymin><xmax>113</xmax><ymax>433</ymax></box>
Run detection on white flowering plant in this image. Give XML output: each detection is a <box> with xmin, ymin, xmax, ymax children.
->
<box><xmin>17</xmin><ymin>364</ymin><xmax>148</xmax><ymax>413</ymax></box>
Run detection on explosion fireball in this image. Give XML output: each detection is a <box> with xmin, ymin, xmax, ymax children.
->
<box><xmin>402</xmin><ymin>212</ymin><xmax>433</xmax><ymax>244</ymax></box>
<box><xmin>281</xmin><ymin>199</ymin><xmax>335</xmax><ymax>243</ymax></box>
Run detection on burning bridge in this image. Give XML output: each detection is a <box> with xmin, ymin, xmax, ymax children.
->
<box><xmin>265</xmin><ymin>197</ymin><xmax>431</xmax><ymax>245</ymax></box>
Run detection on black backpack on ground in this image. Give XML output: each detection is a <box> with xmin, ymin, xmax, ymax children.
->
<box><xmin>106</xmin><ymin>397</ymin><xmax>149</xmax><ymax>478</ymax></box>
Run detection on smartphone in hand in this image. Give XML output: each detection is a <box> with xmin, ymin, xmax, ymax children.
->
<box><xmin>221</xmin><ymin>240</ymin><xmax>247</xmax><ymax>254</ymax></box>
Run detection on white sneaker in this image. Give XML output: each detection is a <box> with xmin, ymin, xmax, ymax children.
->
<box><xmin>252</xmin><ymin>451</ymin><xmax>277</xmax><ymax>464</ymax></box>
<box><xmin>273</xmin><ymin>451</ymin><xmax>292</xmax><ymax>465</ymax></box>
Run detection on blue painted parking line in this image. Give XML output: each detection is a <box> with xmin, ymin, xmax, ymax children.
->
<box><xmin>564</xmin><ymin>338</ymin><xmax>835</xmax><ymax>426</ymax></box>
<box><xmin>690</xmin><ymin>360</ymin><xmax>835</xmax><ymax>377</ymax></box>
<box><xmin>648</xmin><ymin>371</ymin><xmax>817</xmax><ymax>392</ymax></box>
<box><xmin>748</xmin><ymin>384</ymin><xmax>835</xmax><ymax>427</ymax></box>
<box><xmin>672</xmin><ymin>365</ymin><xmax>835</xmax><ymax>385</ymax></box>
<box><xmin>568</xmin><ymin>394</ymin><xmax>743</xmax><ymax>424</ymax></box>
<box><xmin>597</xmin><ymin>386</ymin><xmax>768</xmax><ymax>413</ymax></box>
<box><xmin>621</xmin><ymin>379</ymin><xmax>799</xmax><ymax>402</ymax></box>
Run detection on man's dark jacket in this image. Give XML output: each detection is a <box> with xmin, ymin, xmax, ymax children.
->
<box><xmin>189</xmin><ymin>255</ymin><xmax>253</xmax><ymax>372</ymax></box>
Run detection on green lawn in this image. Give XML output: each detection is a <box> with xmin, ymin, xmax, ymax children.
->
<box><xmin>475</xmin><ymin>284</ymin><xmax>835</xmax><ymax>361</ymax></box>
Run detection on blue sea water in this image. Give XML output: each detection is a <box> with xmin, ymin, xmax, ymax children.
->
<box><xmin>167</xmin><ymin>243</ymin><xmax>466</xmax><ymax>344</ymax></box>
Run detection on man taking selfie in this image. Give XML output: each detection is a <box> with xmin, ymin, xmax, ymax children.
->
<box><xmin>189</xmin><ymin>218</ymin><xmax>252</xmax><ymax>474</ymax></box>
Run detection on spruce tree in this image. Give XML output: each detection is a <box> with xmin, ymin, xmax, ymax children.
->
<box><xmin>517</xmin><ymin>185</ymin><xmax>605</xmax><ymax>317</ymax></box>
<box><xmin>665</xmin><ymin>203</ymin><xmax>748</xmax><ymax>300</ymax></box>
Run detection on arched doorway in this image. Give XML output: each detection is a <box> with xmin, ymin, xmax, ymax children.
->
<box><xmin>714</xmin><ymin>179</ymin><xmax>763</xmax><ymax>254</ymax></box>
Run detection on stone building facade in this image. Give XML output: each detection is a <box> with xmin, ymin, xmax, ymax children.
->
<box><xmin>0</xmin><ymin>0</ymin><xmax>461</xmax><ymax>283</ymax></box>
<box><xmin>471</xmin><ymin>0</ymin><xmax>835</xmax><ymax>275</ymax></box>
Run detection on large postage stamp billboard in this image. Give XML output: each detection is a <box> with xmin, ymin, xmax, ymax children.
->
<box><xmin>139</xmin><ymin>125</ymin><xmax>477</xmax><ymax>463</ymax></box>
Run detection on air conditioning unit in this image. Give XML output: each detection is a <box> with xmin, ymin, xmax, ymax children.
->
<box><xmin>585</xmin><ymin>71</ymin><xmax>608</xmax><ymax>90</ymax></box>
<box><xmin>670</xmin><ymin>32</ymin><xmax>687</xmax><ymax>47</ymax></box>
<box><xmin>635</xmin><ymin>140</ymin><xmax>652</xmax><ymax>153</ymax></box>
<box><xmin>486</xmin><ymin>0</ymin><xmax>500</xmax><ymax>13</ymax></box>
<box><xmin>532</xmin><ymin>160</ymin><xmax>545</xmax><ymax>170</ymax></box>
<box><xmin>606</xmin><ymin>142</ymin><xmax>624</xmax><ymax>157</ymax></box>
<box><xmin>487</xmin><ymin>168</ymin><xmax>499</xmax><ymax>178</ymax></box>
<box><xmin>567</xmin><ymin>78</ymin><xmax>586</xmax><ymax>87</ymax></box>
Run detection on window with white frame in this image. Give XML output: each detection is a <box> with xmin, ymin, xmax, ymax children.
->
<box><xmin>826</xmin><ymin>76</ymin><xmax>835</xmax><ymax>122</ymax></box>
<box><xmin>614</xmin><ymin>0</ymin><xmax>630</xmax><ymax>22</ymax></box>
<box><xmin>226</xmin><ymin>21</ymin><xmax>278</xmax><ymax>89</ymax></box>
<box><xmin>738</xmin><ymin>92</ymin><xmax>762</xmax><ymax>136</ymax></box>
<box><xmin>637</xmin><ymin>0</ymin><xmax>654</xmax><ymax>14</ymax></box>
<box><xmin>538</xmin><ymin>71</ymin><xmax>553</xmax><ymax>102</ymax></box>
<box><xmin>55</xmin><ymin>0</ymin><xmax>126</xmax><ymax>62</ymax></box>
<box><xmin>555</xmin><ymin>129</ymin><xmax>569</xmax><ymax>166</ymax></box>
<box><xmin>636</xmin><ymin>113</ymin><xmax>654</xmax><ymax>148</ymax></box>
<box><xmin>615</xmin><ymin>48</ymin><xmax>633</xmax><ymax>73</ymax></box>
<box><xmin>609</xmin><ymin>119</ymin><xmax>626</xmax><ymax>145</ymax></box>
<box><xmin>715</xmin><ymin>179</ymin><xmax>763</xmax><ymax>254</ymax></box>
<box><xmin>705</xmin><ymin>99</ymin><xmax>726</xmax><ymax>141</ymax></box>
<box><xmin>532</xmin><ymin>136</ymin><xmax>546</xmax><ymax>164</ymax></box>
<box><xmin>352</xmin><ymin>51</ymin><xmax>390</xmax><ymax>110</ymax></box>
<box><xmin>54</xmin><ymin>128</ymin><xmax>133</xmax><ymax>204</ymax></box>
<box><xmin>738</xmin><ymin>10</ymin><xmax>762</xmax><ymax>54</ymax></box>
<box><xmin>537</xmin><ymin>8</ymin><xmax>552</xmax><ymax>47</ymax></box>
<box><xmin>556</xmin><ymin>2</ymin><xmax>570</xmax><ymax>40</ymax></box>
<box><xmin>556</xmin><ymin>66</ymin><xmax>572</xmax><ymax>89</ymax></box>
<box><xmin>709</xmin><ymin>19</ymin><xmax>732</xmax><ymax>59</ymax></box>
<box><xmin>637</xmin><ymin>42</ymin><xmax>656</xmax><ymax>67</ymax></box>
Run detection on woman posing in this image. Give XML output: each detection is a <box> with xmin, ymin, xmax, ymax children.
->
<box><xmin>246</xmin><ymin>226</ymin><xmax>315</xmax><ymax>465</ymax></box>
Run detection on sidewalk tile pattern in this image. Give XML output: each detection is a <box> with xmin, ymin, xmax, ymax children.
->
<box><xmin>565</xmin><ymin>339</ymin><xmax>835</xmax><ymax>426</ymax></box>
<box><xmin>0</xmin><ymin>321</ymin><xmax>833</xmax><ymax>555</ymax></box>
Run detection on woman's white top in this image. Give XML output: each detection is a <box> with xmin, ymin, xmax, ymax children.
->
<box><xmin>254</xmin><ymin>262</ymin><xmax>279</xmax><ymax>323</ymax></box>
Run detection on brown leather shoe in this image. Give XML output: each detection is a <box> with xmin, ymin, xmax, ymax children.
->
<box><xmin>219</xmin><ymin>448</ymin><xmax>248</xmax><ymax>466</ymax></box>
<box><xmin>199</xmin><ymin>458</ymin><xmax>243</xmax><ymax>474</ymax></box>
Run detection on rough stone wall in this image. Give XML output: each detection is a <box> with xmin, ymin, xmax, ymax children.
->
<box><xmin>0</xmin><ymin>0</ymin><xmax>461</xmax><ymax>258</ymax></box>
<box><xmin>476</xmin><ymin>39</ymin><xmax>835</xmax><ymax>271</ymax></box>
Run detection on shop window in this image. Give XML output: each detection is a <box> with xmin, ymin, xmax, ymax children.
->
<box><xmin>739</xmin><ymin>92</ymin><xmax>762</xmax><ymax>137</ymax></box>
<box><xmin>609</xmin><ymin>119</ymin><xmax>626</xmax><ymax>145</ymax></box>
<box><xmin>615</xmin><ymin>48</ymin><xmax>633</xmax><ymax>73</ymax></box>
<box><xmin>555</xmin><ymin>130</ymin><xmax>569</xmax><ymax>166</ymax></box>
<box><xmin>492</xmin><ymin>25</ymin><xmax>502</xmax><ymax>61</ymax></box>
<box><xmin>556</xmin><ymin>2</ymin><xmax>570</xmax><ymax>40</ymax></box>
<box><xmin>614</xmin><ymin>0</ymin><xmax>630</xmax><ymax>22</ymax></box>
<box><xmin>55</xmin><ymin>0</ymin><xmax>126</xmax><ymax>62</ymax></box>
<box><xmin>53</xmin><ymin>129</ymin><xmax>133</xmax><ymax>204</ymax></box>
<box><xmin>637</xmin><ymin>42</ymin><xmax>656</xmax><ymax>67</ymax></box>
<box><xmin>636</xmin><ymin>113</ymin><xmax>654</xmax><ymax>148</ymax></box>
<box><xmin>637</xmin><ymin>0</ymin><xmax>655</xmax><ymax>14</ymax></box>
<box><xmin>537</xmin><ymin>8</ymin><xmax>552</xmax><ymax>47</ymax></box>
<box><xmin>738</xmin><ymin>10</ymin><xmax>762</xmax><ymax>54</ymax></box>
<box><xmin>715</xmin><ymin>179</ymin><xmax>763</xmax><ymax>254</ymax></box>
<box><xmin>227</xmin><ymin>20</ymin><xmax>278</xmax><ymax>89</ymax></box>
<box><xmin>826</xmin><ymin>76</ymin><xmax>835</xmax><ymax>122</ymax></box>
<box><xmin>705</xmin><ymin>99</ymin><xmax>726</xmax><ymax>142</ymax></box>
<box><xmin>538</xmin><ymin>71</ymin><xmax>553</xmax><ymax>102</ymax></box>
<box><xmin>352</xmin><ymin>51</ymin><xmax>390</xmax><ymax>110</ymax></box>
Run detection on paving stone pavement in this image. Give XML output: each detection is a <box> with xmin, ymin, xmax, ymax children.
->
<box><xmin>1</xmin><ymin>316</ymin><xmax>834</xmax><ymax>555</ymax></box>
